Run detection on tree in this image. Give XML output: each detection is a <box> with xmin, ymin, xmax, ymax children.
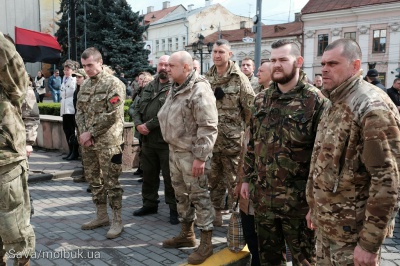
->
<box><xmin>55</xmin><ymin>0</ymin><xmax>152</xmax><ymax>77</ymax></box>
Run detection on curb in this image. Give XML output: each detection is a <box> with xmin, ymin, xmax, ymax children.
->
<box><xmin>173</xmin><ymin>245</ymin><xmax>250</xmax><ymax>266</ymax></box>
<box><xmin>28</xmin><ymin>168</ymin><xmax>83</xmax><ymax>183</ymax></box>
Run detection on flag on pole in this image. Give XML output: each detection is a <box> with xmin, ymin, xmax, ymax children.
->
<box><xmin>15</xmin><ymin>27</ymin><xmax>61</xmax><ymax>64</ymax></box>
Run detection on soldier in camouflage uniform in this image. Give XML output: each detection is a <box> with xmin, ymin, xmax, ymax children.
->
<box><xmin>241</xmin><ymin>40</ymin><xmax>326</xmax><ymax>265</ymax></box>
<box><xmin>158</xmin><ymin>51</ymin><xmax>218</xmax><ymax>265</ymax></box>
<box><xmin>205</xmin><ymin>39</ymin><xmax>255</xmax><ymax>226</ymax></box>
<box><xmin>306</xmin><ymin>38</ymin><xmax>400</xmax><ymax>265</ymax></box>
<box><xmin>0</xmin><ymin>32</ymin><xmax>35</xmax><ymax>266</ymax></box>
<box><xmin>240</xmin><ymin>57</ymin><xmax>259</xmax><ymax>92</ymax></box>
<box><xmin>255</xmin><ymin>61</ymin><xmax>272</xmax><ymax>94</ymax></box>
<box><xmin>76</xmin><ymin>47</ymin><xmax>125</xmax><ymax>239</ymax></box>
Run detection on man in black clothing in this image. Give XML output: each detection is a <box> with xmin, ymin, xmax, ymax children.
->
<box><xmin>387</xmin><ymin>78</ymin><xmax>400</xmax><ymax>112</ymax></box>
<box><xmin>365</xmin><ymin>69</ymin><xmax>387</xmax><ymax>92</ymax></box>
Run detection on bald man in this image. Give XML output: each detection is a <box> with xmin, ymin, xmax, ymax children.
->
<box><xmin>256</xmin><ymin>61</ymin><xmax>272</xmax><ymax>93</ymax></box>
<box><xmin>158</xmin><ymin>51</ymin><xmax>218</xmax><ymax>264</ymax></box>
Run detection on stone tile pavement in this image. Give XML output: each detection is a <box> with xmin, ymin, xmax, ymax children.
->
<box><xmin>5</xmin><ymin>148</ymin><xmax>400</xmax><ymax>265</ymax></box>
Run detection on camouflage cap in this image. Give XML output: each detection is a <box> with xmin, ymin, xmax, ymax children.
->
<box><xmin>72</xmin><ymin>68</ymin><xmax>87</xmax><ymax>78</ymax></box>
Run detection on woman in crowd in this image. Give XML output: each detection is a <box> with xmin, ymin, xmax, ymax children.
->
<box><xmin>34</xmin><ymin>70</ymin><xmax>46</xmax><ymax>103</ymax></box>
<box><xmin>60</xmin><ymin>59</ymin><xmax>79</xmax><ymax>160</ymax></box>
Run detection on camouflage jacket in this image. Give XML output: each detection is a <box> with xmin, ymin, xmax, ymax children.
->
<box><xmin>22</xmin><ymin>86</ymin><xmax>40</xmax><ymax>145</ymax></box>
<box><xmin>248</xmin><ymin>74</ymin><xmax>259</xmax><ymax>93</ymax></box>
<box><xmin>306</xmin><ymin>71</ymin><xmax>400</xmax><ymax>254</ymax></box>
<box><xmin>205</xmin><ymin>61</ymin><xmax>255</xmax><ymax>155</ymax></box>
<box><xmin>158</xmin><ymin>71</ymin><xmax>218</xmax><ymax>161</ymax></box>
<box><xmin>76</xmin><ymin>70</ymin><xmax>125</xmax><ymax>149</ymax></box>
<box><xmin>0</xmin><ymin>32</ymin><xmax>28</xmax><ymax>168</ymax></box>
<box><xmin>132</xmin><ymin>76</ymin><xmax>170</xmax><ymax>149</ymax></box>
<box><xmin>243</xmin><ymin>71</ymin><xmax>326</xmax><ymax>218</ymax></box>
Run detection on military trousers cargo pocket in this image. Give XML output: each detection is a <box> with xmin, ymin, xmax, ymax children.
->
<box><xmin>0</xmin><ymin>203</ymin><xmax>30</xmax><ymax>244</ymax></box>
<box><xmin>0</xmin><ymin>165</ymin><xmax>23</xmax><ymax>210</ymax></box>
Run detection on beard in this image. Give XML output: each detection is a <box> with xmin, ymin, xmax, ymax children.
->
<box><xmin>271</xmin><ymin>61</ymin><xmax>297</xmax><ymax>85</ymax></box>
<box><xmin>158</xmin><ymin>70</ymin><xmax>168</xmax><ymax>80</ymax></box>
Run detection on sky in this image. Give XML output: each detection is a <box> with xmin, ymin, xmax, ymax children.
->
<box><xmin>127</xmin><ymin>0</ymin><xmax>310</xmax><ymax>25</ymax></box>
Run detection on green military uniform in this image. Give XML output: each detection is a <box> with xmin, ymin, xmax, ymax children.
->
<box><xmin>248</xmin><ymin>74</ymin><xmax>259</xmax><ymax>93</ymax></box>
<box><xmin>307</xmin><ymin>71</ymin><xmax>400</xmax><ymax>263</ymax></box>
<box><xmin>244</xmin><ymin>71</ymin><xmax>326</xmax><ymax>265</ymax></box>
<box><xmin>76</xmin><ymin>69</ymin><xmax>125</xmax><ymax>210</ymax></box>
<box><xmin>132</xmin><ymin>76</ymin><xmax>177</xmax><ymax>212</ymax></box>
<box><xmin>205</xmin><ymin>61</ymin><xmax>255</xmax><ymax>211</ymax></box>
<box><xmin>0</xmin><ymin>32</ymin><xmax>35</xmax><ymax>263</ymax></box>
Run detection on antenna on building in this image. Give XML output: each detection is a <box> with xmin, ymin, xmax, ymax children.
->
<box><xmin>248</xmin><ymin>4</ymin><xmax>252</xmax><ymax>18</ymax></box>
<box><xmin>218</xmin><ymin>22</ymin><xmax>222</xmax><ymax>39</ymax></box>
<box><xmin>288</xmin><ymin>0</ymin><xmax>292</xmax><ymax>22</ymax></box>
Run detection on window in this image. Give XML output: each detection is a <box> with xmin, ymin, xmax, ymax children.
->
<box><xmin>182</xmin><ymin>37</ymin><xmax>186</xmax><ymax>48</ymax></box>
<box><xmin>344</xmin><ymin>32</ymin><xmax>356</xmax><ymax>41</ymax></box>
<box><xmin>168</xmin><ymin>38</ymin><xmax>172</xmax><ymax>51</ymax></box>
<box><xmin>156</xmin><ymin>40</ymin><xmax>159</xmax><ymax>52</ymax></box>
<box><xmin>162</xmin><ymin>39</ymin><xmax>165</xmax><ymax>51</ymax></box>
<box><xmin>175</xmin><ymin>37</ymin><xmax>179</xmax><ymax>51</ymax></box>
<box><xmin>317</xmin><ymin>34</ymin><xmax>329</xmax><ymax>56</ymax></box>
<box><xmin>373</xmin><ymin>29</ymin><xmax>386</xmax><ymax>53</ymax></box>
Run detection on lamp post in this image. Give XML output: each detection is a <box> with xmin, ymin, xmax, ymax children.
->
<box><xmin>192</xmin><ymin>34</ymin><xmax>213</xmax><ymax>75</ymax></box>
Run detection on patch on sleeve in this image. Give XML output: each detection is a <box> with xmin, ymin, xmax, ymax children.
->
<box><xmin>362</xmin><ymin>139</ymin><xmax>386</xmax><ymax>167</ymax></box>
<box><xmin>109</xmin><ymin>96</ymin><xmax>121</xmax><ymax>105</ymax></box>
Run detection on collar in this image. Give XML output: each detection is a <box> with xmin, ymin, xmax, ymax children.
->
<box><xmin>321</xmin><ymin>70</ymin><xmax>363</xmax><ymax>103</ymax></box>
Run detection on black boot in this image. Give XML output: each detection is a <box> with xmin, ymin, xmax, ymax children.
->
<box><xmin>62</xmin><ymin>143</ymin><xmax>73</xmax><ymax>159</ymax></box>
<box><xmin>66</xmin><ymin>142</ymin><xmax>79</xmax><ymax>160</ymax></box>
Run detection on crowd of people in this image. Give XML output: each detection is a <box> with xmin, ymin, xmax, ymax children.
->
<box><xmin>1</xmin><ymin>30</ymin><xmax>400</xmax><ymax>266</ymax></box>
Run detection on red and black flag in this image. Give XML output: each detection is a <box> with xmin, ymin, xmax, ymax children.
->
<box><xmin>15</xmin><ymin>27</ymin><xmax>61</xmax><ymax>64</ymax></box>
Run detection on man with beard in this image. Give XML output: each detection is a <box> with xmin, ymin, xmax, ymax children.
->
<box><xmin>240</xmin><ymin>39</ymin><xmax>326</xmax><ymax>265</ymax></box>
<box><xmin>132</xmin><ymin>55</ymin><xmax>179</xmax><ymax>225</ymax></box>
<box><xmin>205</xmin><ymin>39</ymin><xmax>255</xmax><ymax>227</ymax></box>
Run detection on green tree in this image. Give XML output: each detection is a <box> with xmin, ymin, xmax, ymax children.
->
<box><xmin>55</xmin><ymin>0</ymin><xmax>152</xmax><ymax>77</ymax></box>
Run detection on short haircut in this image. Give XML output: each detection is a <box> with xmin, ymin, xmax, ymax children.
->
<box><xmin>324</xmin><ymin>38</ymin><xmax>362</xmax><ymax>62</ymax></box>
<box><xmin>81</xmin><ymin>47</ymin><xmax>102</xmax><ymax>61</ymax></box>
<box><xmin>271</xmin><ymin>40</ymin><xmax>300</xmax><ymax>57</ymax></box>
<box><xmin>215</xmin><ymin>39</ymin><xmax>231</xmax><ymax>50</ymax></box>
<box><xmin>242</xmin><ymin>57</ymin><xmax>255</xmax><ymax>66</ymax></box>
<box><xmin>393</xmin><ymin>78</ymin><xmax>400</xmax><ymax>84</ymax></box>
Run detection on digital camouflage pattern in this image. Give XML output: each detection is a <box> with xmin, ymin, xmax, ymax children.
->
<box><xmin>243</xmin><ymin>70</ymin><xmax>326</xmax><ymax>265</ymax></box>
<box><xmin>76</xmin><ymin>70</ymin><xmax>125</xmax><ymax>149</ymax></box>
<box><xmin>0</xmin><ymin>32</ymin><xmax>35</xmax><ymax>259</ymax></box>
<box><xmin>76</xmin><ymin>69</ymin><xmax>125</xmax><ymax>210</ymax></box>
<box><xmin>22</xmin><ymin>86</ymin><xmax>40</xmax><ymax>146</ymax></box>
<box><xmin>316</xmin><ymin>232</ymin><xmax>355</xmax><ymax>265</ymax></box>
<box><xmin>158</xmin><ymin>70</ymin><xmax>218</xmax><ymax>230</ymax></box>
<box><xmin>0</xmin><ymin>32</ymin><xmax>28</xmax><ymax>166</ymax></box>
<box><xmin>307</xmin><ymin>71</ymin><xmax>400</xmax><ymax>255</ymax></box>
<box><xmin>205</xmin><ymin>61</ymin><xmax>255</xmax><ymax>210</ymax></box>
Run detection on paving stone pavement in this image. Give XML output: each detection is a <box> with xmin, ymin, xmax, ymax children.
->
<box><xmin>5</xmin><ymin>148</ymin><xmax>400</xmax><ymax>265</ymax></box>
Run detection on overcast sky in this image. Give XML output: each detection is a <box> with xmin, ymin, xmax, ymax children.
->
<box><xmin>126</xmin><ymin>0</ymin><xmax>310</xmax><ymax>25</ymax></box>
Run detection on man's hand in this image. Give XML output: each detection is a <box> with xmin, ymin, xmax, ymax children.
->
<box><xmin>240</xmin><ymin>182</ymin><xmax>249</xmax><ymax>199</ymax></box>
<box><xmin>26</xmin><ymin>145</ymin><xmax>33</xmax><ymax>157</ymax></box>
<box><xmin>136</xmin><ymin>124</ymin><xmax>150</xmax><ymax>135</ymax></box>
<box><xmin>306</xmin><ymin>209</ymin><xmax>316</xmax><ymax>230</ymax></box>
<box><xmin>192</xmin><ymin>159</ymin><xmax>205</xmax><ymax>177</ymax></box>
<box><xmin>354</xmin><ymin>245</ymin><xmax>379</xmax><ymax>266</ymax></box>
<box><xmin>80</xmin><ymin>132</ymin><xmax>93</xmax><ymax>147</ymax></box>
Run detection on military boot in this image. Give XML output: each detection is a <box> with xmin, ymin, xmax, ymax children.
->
<box><xmin>187</xmin><ymin>230</ymin><xmax>213</xmax><ymax>265</ymax></box>
<box><xmin>81</xmin><ymin>204</ymin><xmax>109</xmax><ymax>230</ymax></box>
<box><xmin>162</xmin><ymin>221</ymin><xmax>196</xmax><ymax>248</ymax></box>
<box><xmin>212</xmin><ymin>209</ymin><xmax>223</xmax><ymax>226</ymax></box>
<box><xmin>106</xmin><ymin>209</ymin><xmax>123</xmax><ymax>239</ymax></box>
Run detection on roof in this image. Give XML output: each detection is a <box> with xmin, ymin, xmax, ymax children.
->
<box><xmin>202</xmin><ymin>21</ymin><xmax>302</xmax><ymax>43</ymax></box>
<box><xmin>150</xmin><ymin>4</ymin><xmax>215</xmax><ymax>26</ymax></box>
<box><xmin>302</xmin><ymin>0</ymin><xmax>400</xmax><ymax>15</ymax></box>
<box><xmin>143</xmin><ymin>5</ymin><xmax>184</xmax><ymax>25</ymax></box>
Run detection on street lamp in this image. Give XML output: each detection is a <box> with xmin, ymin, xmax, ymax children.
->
<box><xmin>192</xmin><ymin>34</ymin><xmax>213</xmax><ymax>74</ymax></box>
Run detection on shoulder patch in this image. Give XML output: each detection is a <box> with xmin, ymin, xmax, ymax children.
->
<box><xmin>110</xmin><ymin>96</ymin><xmax>121</xmax><ymax>105</ymax></box>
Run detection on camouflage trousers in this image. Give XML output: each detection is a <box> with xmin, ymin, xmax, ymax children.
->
<box><xmin>316</xmin><ymin>231</ymin><xmax>380</xmax><ymax>265</ymax></box>
<box><xmin>209</xmin><ymin>152</ymin><xmax>239</xmax><ymax>210</ymax></box>
<box><xmin>81</xmin><ymin>145</ymin><xmax>123</xmax><ymax>209</ymax></box>
<box><xmin>0</xmin><ymin>160</ymin><xmax>35</xmax><ymax>260</ymax></box>
<box><xmin>255</xmin><ymin>216</ymin><xmax>316</xmax><ymax>266</ymax></box>
<box><xmin>169</xmin><ymin>150</ymin><xmax>214</xmax><ymax>231</ymax></box>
